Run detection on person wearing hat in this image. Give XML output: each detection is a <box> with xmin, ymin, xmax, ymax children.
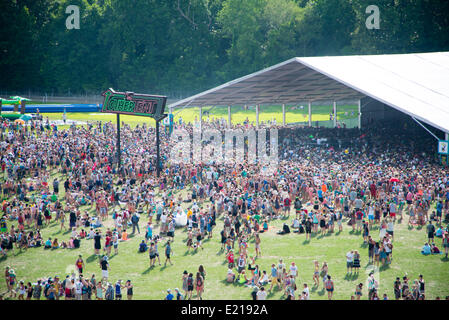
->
<box><xmin>7</xmin><ymin>268</ymin><xmax>16</xmax><ymax>298</ymax></box>
<box><xmin>165</xmin><ymin>289</ymin><xmax>174</xmax><ymax>300</ymax></box>
<box><xmin>100</xmin><ymin>256</ymin><xmax>109</xmax><ymax>281</ymax></box>
<box><xmin>175</xmin><ymin>288</ymin><xmax>183</xmax><ymax>300</ymax></box>
<box><xmin>115</xmin><ymin>279</ymin><xmax>124</xmax><ymax>300</ymax></box>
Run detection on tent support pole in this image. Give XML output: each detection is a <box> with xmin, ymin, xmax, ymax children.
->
<box><xmin>228</xmin><ymin>105</ymin><xmax>231</xmax><ymax>128</ymax></box>
<box><xmin>308</xmin><ymin>101</ymin><xmax>312</xmax><ymax>127</ymax></box>
<box><xmin>358</xmin><ymin>99</ymin><xmax>362</xmax><ymax>130</ymax></box>
<box><xmin>199</xmin><ymin>105</ymin><xmax>203</xmax><ymax>133</ymax></box>
<box><xmin>256</xmin><ymin>104</ymin><xmax>260</xmax><ymax>129</ymax></box>
<box><xmin>282</xmin><ymin>104</ymin><xmax>286</xmax><ymax>126</ymax></box>
<box><xmin>411</xmin><ymin>117</ymin><xmax>439</xmax><ymax>141</ymax></box>
<box><xmin>333</xmin><ymin>101</ymin><xmax>337</xmax><ymax>128</ymax></box>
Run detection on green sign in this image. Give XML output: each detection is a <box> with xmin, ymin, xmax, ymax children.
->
<box><xmin>101</xmin><ymin>88</ymin><xmax>167</xmax><ymax>120</ymax></box>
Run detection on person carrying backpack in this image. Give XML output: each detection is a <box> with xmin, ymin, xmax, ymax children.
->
<box><xmin>186</xmin><ymin>273</ymin><xmax>194</xmax><ymax>300</ymax></box>
<box><xmin>43</xmin><ymin>280</ymin><xmax>52</xmax><ymax>300</ymax></box>
<box><xmin>32</xmin><ymin>280</ymin><xmax>42</xmax><ymax>300</ymax></box>
<box><xmin>105</xmin><ymin>283</ymin><xmax>114</xmax><ymax>300</ymax></box>
<box><xmin>324</xmin><ymin>275</ymin><xmax>334</xmax><ymax>300</ymax></box>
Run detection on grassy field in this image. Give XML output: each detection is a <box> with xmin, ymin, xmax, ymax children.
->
<box><xmin>38</xmin><ymin>104</ymin><xmax>359</xmax><ymax>128</ymax></box>
<box><xmin>0</xmin><ymin>168</ymin><xmax>448</xmax><ymax>300</ymax></box>
<box><xmin>1</xmin><ymin>106</ymin><xmax>447</xmax><ymax>300</ymax></box>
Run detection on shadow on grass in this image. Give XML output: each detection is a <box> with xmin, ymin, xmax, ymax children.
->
<box><xmin>142</xmin><ymin>266</ymin><xmax>154</xmax><ymax>275</ymax></box>
<box><xmin>344</xmin><ymin>273</ymin><xmax>357</xmax><ymax>281</ymax></box>
<box><xmin>86</xmin><ymin>254</ymin><xmax>98</xmax><ymax>263</ymax></box>
<box><xmin>302</xmin><ymin>240</ymin><xmax>310</xmax><ymax>245</ymax></box>
<box><xmin>13</xmin><ymin>250</ymin><xmax>25</xmax><ymax>257</ymax></box>
<box><xmin>360</xmin><ymin>242</ymin><xmax>368</xmax><ymax>248</ymax></box>
<box><xmin>440</xmin><ymin>256</ymin><xmax>449</xmax><ymax>262</ymax></box>
<box><xmin>379</xmin><ymin>264</ymin><xmax>390</xmax><ymax>272</ymax></box>
<box><xmin>317</xmin><ymin>287</ymin><xmax>325</xmax><ymax>296</ymax></box>
<box><xmin>63</xmin><ymin>230</ymin><xmax>71</xmax><ymax>235</ymax></box>
<box><xmin>159</xmin><ymin>265</ymin><xmax>168</xmax><ymax>272</ymax></box>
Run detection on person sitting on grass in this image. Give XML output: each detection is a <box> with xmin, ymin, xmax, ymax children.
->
<box><xmin>226</xmin><ymin>269</ymin><xmax>236</xmax><ymax>283</ymax></box>
<box><xmin>435</xmin><ymin>226</ymin><xmax>444</xmax><ymax>238</ymax></box>
<box><xmin>430</xmin><ymin>243</ymin><xmax>441</xmax><ymax>254</ymax></box>
<box><xmin>79</xmin><ymin>229</ymin><xmax>87</xmax><ymax>239</ymax></box>
<box><xmin>51</xmin><ymin>238</ymin><xmax>59</xmax><ymax>249</ymax></box>
<box><xmin>44</xmin><ymin>238</ymin><xmax>52</xmax><ymax>249</ymax></box>
<box><xmin>277</xmin><ymin>223</ymin><xmax>290</xmax><ymax>235</ymax></box>
<box><xmin>139</xmin><ymin>240</ymin><xmax>148</xmax><ymax>253</ymax></box>
<box><xmin>236</xmin><ymin>270</ymin><xmax>249</xmax><ymax>285</ymax></box>
<box><xmin>261</xmin><ymin>219</ymin><xmax>269</xmax><ymax>233</ymax></box>
<box><xmin>73</xmin><ymin>236</ymin><xmax>80</xmax><ymax>249</ymax></box>
<box><xmin>68</xmin><ymin>237</ymin><xmax>75</xmax><ymax>249</ymax></box>
<box><xmin>421</xmin><ymin>243</ymin><xmax>431</xmax><ymax>255</ymax></box>
<box><xmin>92</xmin><ymin>217</ymin><xmax>102</xmax><ymax>229</ymax></box>
<box><xmin>121</xmin><ymin>229</ymin><xmax>128</xmax><ymax>241</ymax></box>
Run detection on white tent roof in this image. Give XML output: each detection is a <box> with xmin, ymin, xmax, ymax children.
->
<box><xmin>169</xmin><ymin>52</ymin><xmax>449</xmax><ymax>133</ymax></box>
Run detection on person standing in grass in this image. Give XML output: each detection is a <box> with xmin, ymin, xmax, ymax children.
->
<box><xmin>427</xmin><ymin>221</ymin><xmax>435</xmax><ymax>243</ymax></box>
<box><xmin>75</xmin><ymin>255</ymin><xmax>85</xmax><ymax>275</ymax></box>
<box><xmin>125</xmin><ymin>280</ymin><xmax>133</xmax><ymax>300</ymax></box>
<box><xmin>313</xmin><ymin>261</ymin><xmax>320</xmax><ymax>287</ymax></box>
<box><xmin>442</xmin><ymin>231</ymin><xmax>449</xmax><ymax>258</ymax></box>
<box><xmin>186</xmin><ymin>273</ymin><xmax>194</xmax><ymax>300</ymax></box>
<box><xmin>352</xmin><ymin>250</ymin><xmax>361</xmax><ymax>273</ymax></box>
<box><xmin>324</xmin><ymin>275</ymin><xmax>334</xmax><ymax>300</ymax></box>
<box><xmin>394</xmin><ymin>277</ymin><xmax>402</xmax><ymax>300</ymax></box>
<box><xmin>346</xmin><ymin>250</ymin><xmax>354</xmax><ymax>273</ymax></box>
<box><xmin>195</xmin><ymin>272</ymin><xmax>204</xmax><ymax>300</ymax></box>
<box><xmin>254</xmin><ymin>233</ymin><xmax>261</xmax><ymax>257</ymax></box>
<box><xmin>198</xmin><ymin>265</ymin><xmax>206</xmax><ymax>283</ymax></box>
<box><xmin>268</xmin><ymin>264</ymin><xmax>278</xmax><ymax>292</ymax></box>
<box><xmin>164</xmin><ymin>240</ymin><xmax>173</xmax><ymax>266</ymax></box>
<box><xmin>93</xmin><ymin>231</ymin><xmax>102</xmax><ymax>256</ymax></box>
<box><xmin>149</xmin><ymin>242</ymin><xmax>156</xmax><ymax>267</ymax></box>
<box><xmin>100</xmin><ymin>256</ymin><xmax>109</xmax><ymax>282</ymax></box>
<box><xmin>355</xmin><ymin>283</ymin><xmax>363</xmax><ymax>300</ymax></box>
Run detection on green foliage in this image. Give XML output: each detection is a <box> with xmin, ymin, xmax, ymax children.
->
<box><xmin>0</xmin><ymin>0</ymin><xmax>448</xmax><ymax>96</ymax></box>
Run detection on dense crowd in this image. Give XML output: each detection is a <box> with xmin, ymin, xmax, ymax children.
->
<box><xmin>0</xmin><ymin>115</ymin><xmax>448</xmax><ymax>300</ymax></box>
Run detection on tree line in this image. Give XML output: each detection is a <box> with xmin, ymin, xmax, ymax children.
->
<box><xmin>0</xmin><ymin>0</ymin><xmax>448</xmax><ymax>98</ymax></box>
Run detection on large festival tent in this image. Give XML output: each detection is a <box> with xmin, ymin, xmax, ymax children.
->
<box><xmin>169</xmin><ymin>52</ymin><xmax>449</xmax><ymax>138</ymax></box>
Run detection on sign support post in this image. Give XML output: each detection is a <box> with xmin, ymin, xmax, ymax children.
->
<box><xmin>117</xmin><ymin>113</ymin><xmax>121</xmax><ymax>169</ymax></box>
<box><xmin>156</xmin><ymin>119</ymin><xmax>161</xmax><ymax>178</ymax></box>
<box><xmin>101</xmin><ymin>88</ymin><xmax>167</xmax><ymax>177</ymax></box>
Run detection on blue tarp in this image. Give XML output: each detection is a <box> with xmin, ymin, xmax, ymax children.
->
<box><xmin>0</xmin><ymin>104</ymin><xmax>101</xmax><ymax>113</ymax></box>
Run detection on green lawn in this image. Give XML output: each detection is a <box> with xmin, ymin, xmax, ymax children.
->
<box><xmin>1</xmin><ymin>169</ymin><xmax>448</xmax><ymax>300</ymax></box>
<box><xmin>1</xmin><ymin>108</ymin><xmax>447</xmax><ymax>300</ymax></box>
<box><xmin>40</xmin><ymin>104</ymin><xmax>359</xmax><ymax>128</ymax></box>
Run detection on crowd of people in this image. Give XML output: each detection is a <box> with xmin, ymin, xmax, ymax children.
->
<box><xmin>0</xmin><ymin>113</ymin><xmax>448</xmax><ymax>300</ymax></box>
